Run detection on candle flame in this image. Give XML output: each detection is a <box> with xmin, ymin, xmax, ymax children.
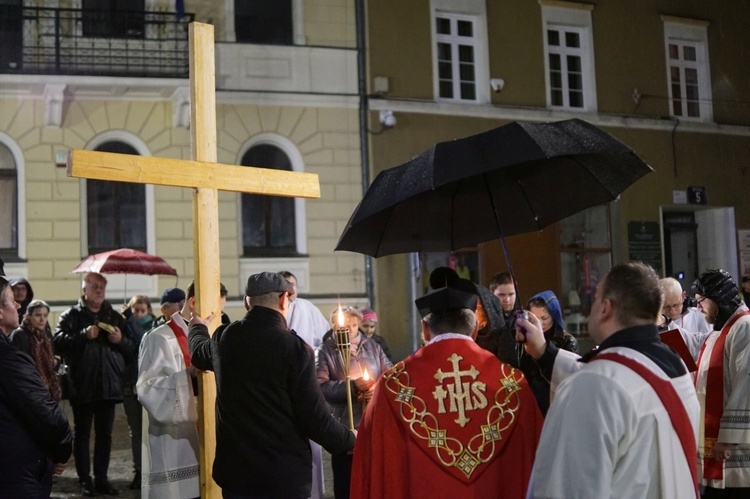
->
<box><xmin>337</xmin><ymin>304</ymin><xmax>345</xmax><ymax>328</ymax></box>
<box><xmin>363</xmin><ymin>368</ymin><xmax>370</xmax><ymax>381</ymax></box>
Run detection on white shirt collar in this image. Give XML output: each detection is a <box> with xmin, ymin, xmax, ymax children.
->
<box><xmin>428</xmin><ymin>332</ymin><xmax>474</xmax><ymax>345</ymax></box>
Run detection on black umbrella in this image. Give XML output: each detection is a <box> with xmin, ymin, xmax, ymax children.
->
<box><xmin>336</xmin><ymin>119</ymin><xmax>653</xmax><ymax>258</ymax></box>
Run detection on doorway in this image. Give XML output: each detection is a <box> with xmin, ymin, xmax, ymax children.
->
<box><xmin>660</xmin><ymin>206</ymin><xmax>739</xmax><ymax>291</ymax></box>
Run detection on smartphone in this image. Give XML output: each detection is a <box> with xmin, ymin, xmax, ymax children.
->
<box><xmin>515</xmin><ymin>310</ymin><xmax>529</xmax><ymax>336</ymax></box>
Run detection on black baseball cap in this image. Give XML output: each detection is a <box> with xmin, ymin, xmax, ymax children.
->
<box><xmin>161</xmin><ymin>287</ymin><xmax>186</xmax><ymax>305</ymax></box>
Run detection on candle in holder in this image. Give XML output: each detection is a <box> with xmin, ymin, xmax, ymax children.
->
<box><xmin>334</xmin><ymin>305</ymin><xmax>355</xmax><ymax>430</ymax></box>
<box><xmin>361</xmin><ymin>367</ymin><xmax>371</xmax><ymax>411</ymax></box>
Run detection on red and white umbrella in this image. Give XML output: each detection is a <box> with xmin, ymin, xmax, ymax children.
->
<box><xmin>72</xmin><ymin>248</ymin><xmax>177</xmax><ymax>276</ymax></box>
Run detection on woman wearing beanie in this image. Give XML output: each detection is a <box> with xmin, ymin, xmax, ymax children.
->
<box><xmin>358</xmin><ymin>307</ymin><xmax>392</xmax><ymax>361</ymax></box>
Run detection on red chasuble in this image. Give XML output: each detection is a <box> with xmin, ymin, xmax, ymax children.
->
<box><xmin>351</xmin><ymin>338</ymin><xmax>542</xmax><ymax>499</ymax></box>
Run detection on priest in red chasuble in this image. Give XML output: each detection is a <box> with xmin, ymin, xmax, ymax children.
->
<box><xmin>351</xmin><ymin>280</ymin><xmax>543</xmax><ymax>499</ymax></box>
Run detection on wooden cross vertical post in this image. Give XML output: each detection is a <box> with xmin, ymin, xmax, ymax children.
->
<box><xmin>67</xmin><ymin>22</ymin><xmax>321</xmax><ymax>498</ymax></box>
<box><xmin>189</xmin><ymin>23</ymin><xmax>222</xmax><ymax>498</ymax></box>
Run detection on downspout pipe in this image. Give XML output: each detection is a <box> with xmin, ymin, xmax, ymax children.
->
<box><xmin>355</xmin><ymin>0</ymin><xmax>375</xmax><ymax>308</ymax></box>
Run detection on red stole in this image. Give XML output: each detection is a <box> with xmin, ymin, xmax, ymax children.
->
<box><xmin>695</xmin><ymin>310</ymin><xmax>750</xmax><ymax>480</ymax></box>
<box><xmin>594</xmin><ymin>352</ymin><xmax>698</xmax><ymax>498</ymax></box>
<box><xmin>167</xmin><ymin>317</ymin><xmax>191</xmax><ymax>368</ymax></box>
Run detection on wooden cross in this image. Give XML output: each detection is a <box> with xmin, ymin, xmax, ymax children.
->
<box><xmin>67</xmin><ymin>23</ymin><xmax>320</xmax><ymax>498</ymax></box>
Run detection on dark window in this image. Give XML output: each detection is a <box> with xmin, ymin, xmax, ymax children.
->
<box><xmin>87</xmin><ymin>141</ymin><xmax>146</xmax><ymax>254</ymax></box>
<box><xmin>82</xmin><ymin>0</ymin><xmax>145</xmax><ymax>39</ymax></box>
<box><xmin>241</xmin><ymin>145</ymin><xmax>297</xmax><ymax>256</ymax></box>
<box><xmin>235</xmin><ymin>0</ymin><xmax>293</xmax><ymax>45</ymax></box>
<box><xmin>0</xmin><ymin>0</ymin><xmax>22</xmax><ymax>71</ymax></box>
<box><xmin>0</xmin><ymin>142</ymin><xmax>18</xmax><ymax>253</ymax></box>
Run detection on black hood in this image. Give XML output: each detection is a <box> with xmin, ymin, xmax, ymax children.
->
<box><xmin>691</xmin><ymin>269</ymin><xmax>741</xmax><ymax>330</ymax></box>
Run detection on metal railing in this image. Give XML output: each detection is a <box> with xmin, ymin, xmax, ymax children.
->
<box><xmin>0</xmin><ymin>6</ymin><xmax>194</xmax><ymax>78</ymax></box>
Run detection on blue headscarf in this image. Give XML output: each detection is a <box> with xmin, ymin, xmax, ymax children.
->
<box><xmin>528</xmin><ymin>290</ymin><xmax>565</xmax><ymax>332</ymax></box>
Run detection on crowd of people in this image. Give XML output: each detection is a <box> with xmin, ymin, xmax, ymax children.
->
<box><xmin>0</xmin><ymin>255</ymin><xmax>748</xmax><ymax>498</ymax></box>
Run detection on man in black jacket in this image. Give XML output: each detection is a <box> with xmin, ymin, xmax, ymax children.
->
<box><xmin>189</xmin><ymin>272</ymin><xmax>356</xmax><ymax>498</ymax></box>
<box><xmin>0</xmin><ymin>273</ymin><xmax>73</xmax><ymax>498</ymax></box>
<box><xmin>54</xmin><ymin>272</ymin><xmax>133</xmax><ymax>497</ymax></box>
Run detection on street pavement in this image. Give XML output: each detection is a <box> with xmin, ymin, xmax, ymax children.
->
<box><xmin>51</xmin><ymin>402</ymin><xmax>335</xmax><ymax>498</ymax></box>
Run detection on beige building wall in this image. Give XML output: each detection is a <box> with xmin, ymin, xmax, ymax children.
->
<box><xmin>0</xmin><ymin>94</ymin><xmax>364</xmax><ymax>304</ymax></box>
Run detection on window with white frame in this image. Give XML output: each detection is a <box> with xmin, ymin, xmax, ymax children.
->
<box><xmin>541</xmin><ymin>3</ymin><xmax>597</xmax><ymax>112</ymax></box>
<box><xmin>0</xmin><ymin>142</ymin><xmax>18</xmax><ymax>253</ymax></box>
<box><xmin>663</xmin><ymin>18</ymin><xmax>712</xmax><ymax>121</ymax></box>
<box><xmin>434</xmin><ymin>13</ymin><xmax>479</xmax><ymax>102</ymax></box>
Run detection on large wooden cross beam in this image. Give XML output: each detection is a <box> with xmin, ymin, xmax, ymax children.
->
<box><xmin>67</xmin><ymin>23</ymin><xmax>320</xmax><ymax>498</ymax></box>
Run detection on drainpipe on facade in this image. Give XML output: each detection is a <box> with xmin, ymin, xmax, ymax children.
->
<box><xmin>355</xmin><ymin>0</ymin><xmax>375</xmax><ymax>309</ymax></box>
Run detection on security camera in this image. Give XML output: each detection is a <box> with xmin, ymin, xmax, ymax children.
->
<box><xmin>379</xmin><ymin>110</ymin><xmax>397</xmax><ymax>128</ymax></box>
<box><xmin>490</xmin><ymin>78</ymin><xmax>505</xmax><ymax>93</ymax></box>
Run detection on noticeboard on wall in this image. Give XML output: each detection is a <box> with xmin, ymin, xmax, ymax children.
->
<box><xmin>628</xmin><ymin>221</ymin><xmax>662</xmax><ymax>272</ymax></box>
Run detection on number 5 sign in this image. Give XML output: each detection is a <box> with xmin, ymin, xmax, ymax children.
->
<box><xmin>688</xmin><ymin>186</ymin><xmax>707</xmax><ymax>205</ymax></box>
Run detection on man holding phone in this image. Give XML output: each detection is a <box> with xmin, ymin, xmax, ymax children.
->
<box><xmin>517</xmin><ymin>263</ymin><xmax>700</xmax><ymax>498</ymax></box>
<box><xmin>54</xmin><ymin>272</ymin><xmax>132</xmax><ymax>497</ymax></box>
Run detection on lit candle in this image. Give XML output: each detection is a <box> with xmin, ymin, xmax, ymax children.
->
<box><xmin>337</xmin><ymin>304</ymin><xmax>345</xmax><ymax>329</ymax></box>
<box><xmin>363</xmin><ymin>367</ymin><xmax>370</xmax><ymax>381</ymax></box>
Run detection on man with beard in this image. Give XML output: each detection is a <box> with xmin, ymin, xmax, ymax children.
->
<box><xmin>692</xmin><ymin>270</ymin><xmax>750</xmax><ymax>498</ymax></box>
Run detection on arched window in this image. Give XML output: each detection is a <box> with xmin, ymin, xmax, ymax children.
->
<box><xmin>0</xmin><ymin>143</ymin><xmax>17</xmax><ymax>252</ymax></box>
<box><xmin>241</xmin><ymin>144</ymin><xmax>297</xmax><ymax>256</ymax></box>
<box><xmin>87</xmin><ymin>141</ymin><xmax>146</xmax><ymax>254</ymax></box>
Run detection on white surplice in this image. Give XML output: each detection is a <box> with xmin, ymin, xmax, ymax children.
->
<box><xmin>694</xmin><ymin>306</ymin><xmax>750</xmax><ymax>489</ymax></box>
<box><xmin>286</xmin><ymin>297</ymin><xmax>330</xmax><ymax>499</ymax></box>
<box><xmin>287</xmin><ymin>297</ymin><xmax>329</xmax><ymax>350</ymax></box>
<box><xmin>531</xmin><ymin>347</ymin><xmax>700</xmax><ymax>499</ymax></box>
<box><xmin>136</xmin><ymin>313</ymin><xmax>200</xmax><ymax>499</ymax></box>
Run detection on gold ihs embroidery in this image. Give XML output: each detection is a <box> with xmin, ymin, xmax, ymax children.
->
<box><xmin>384</xmin><ymin>354</ymin><xmax>523</xmax><ymax>479</ymax></box>
<box><xmin>432</xmin><ymin>353</ymin><xmax>487</xmax><ymax>427</ymax></box>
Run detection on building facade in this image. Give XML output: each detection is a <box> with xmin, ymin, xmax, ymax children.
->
<box><xmin>1</xmin><ymin>1</ymin><xmax>749</xmax><ymax>362</ymax></box>
<box><xmin>0</xmin><ymin>0</ymin><xmax>367</xmax><ymax>324</ymax></box>
<box><xmin>365</xmin><ymin>0</ymin><xmax>750</xmax><ymax>357</ymax></box>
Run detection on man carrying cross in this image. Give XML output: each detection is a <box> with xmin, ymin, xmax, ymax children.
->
<box><xmin>351</xmin><ymin>278</ymin><xmax>543</xmax><ymax>498</ymax></box>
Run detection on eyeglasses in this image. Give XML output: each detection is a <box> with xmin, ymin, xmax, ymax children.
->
<box><xmin>662</xmin><ymin>302</ymin><xmax>682</xmax><ymax>311</ymax></box>
<box><xmin>695</xmin><ymin>297</ymin><xmax>708</xmax><ymax>307</ymax></box>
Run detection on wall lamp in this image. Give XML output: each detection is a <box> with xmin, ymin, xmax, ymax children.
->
<box><xmin>379</xmin><ymin>110</ymin><xmax>397</xmax><ymax>128</ymax></box>
<box><xmin>490</xmin><ymin>78</ymin><xmax>505</xmax><ymax>93</ymax></box>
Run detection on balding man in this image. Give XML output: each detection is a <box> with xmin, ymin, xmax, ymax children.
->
<box><xmin>660</xmin><ymin>277</ymin><xmax>710</xmax><ymax>333</ymax></box>
<box><xmin>54</xmin><ymin>272</ymin><xmax>132</xmax><ymax>497</ymax></box>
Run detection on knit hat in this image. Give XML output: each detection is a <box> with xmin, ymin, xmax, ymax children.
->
<box><xmin>360</xmin><ymin>307</ymin><xmax>378</xmax><ymax>322</ymax></box>
<box><xmin>691</xmin><ymin>269</ymin><xmax>741</xmax><ymax>330</ymax></box>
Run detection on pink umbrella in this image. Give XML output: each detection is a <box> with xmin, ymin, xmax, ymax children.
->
<box><xmin>72</xmin><ymin>248</ymin><xmax>177</xmax><ymax>276</ymax></box>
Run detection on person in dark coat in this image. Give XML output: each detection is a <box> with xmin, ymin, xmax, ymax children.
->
<box><xmin>53</xmin><ymin>272</ymin><xmax>133</xmax><ymax>497</ymax></box>
<box><xmin>188</xmin><ymin>272</ymin><xmax>356</xmax><ymax>498</ymax></box>
<box><xmin>0</xmin><ymin>274</ymin><xmax>73</xmax><ymax>498</ymax></box>
<box><xmin>10</xmin><ymin>299</ymin><xmax>62</xmax><ymax>402</ymax></box>
<box><xmin>9</xmin><ymin>276</ymin><xmax>34</xmax><ymax>322</ymax></box>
